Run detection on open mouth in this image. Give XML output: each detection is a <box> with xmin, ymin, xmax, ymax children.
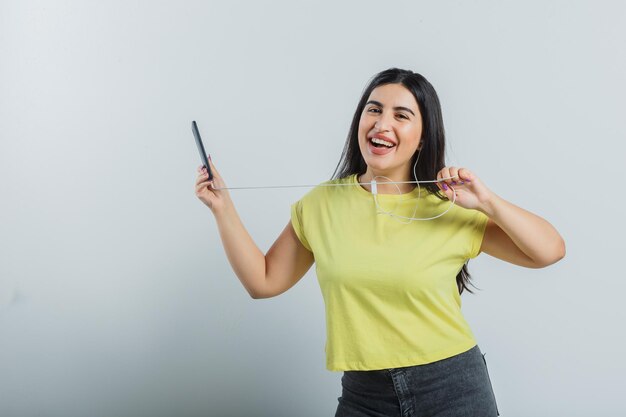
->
<box><xmin>368</xmin><ymin>138</ymin><xmax>396</xmax><ymax>155</ymax></box>
<box><xmin>369</xmin><ymin>137</ymin><xmax>396</xmax><ymax>148</ymax></box>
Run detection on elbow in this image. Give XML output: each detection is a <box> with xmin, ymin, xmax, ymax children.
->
<box><xmin>250</xmin><ymin>294</ymin><xmax>268</xmax><ymax>300</ymax></box>
<box><xmin>248</xmin><ymin>273</ymin><xmax>269</xmax><ymax>300</ymax></box>
<box><xmin>533</xmin><ymin>238</ymin><xmax>566</xmax><ymax>268</ymax></box>
<box><xmin>247</xmin><ymin>285</ymin><xmax>264</xmax><ymax>299</ymax></box>
<box><xmin>249</xmin><ymin>290</ymin><xmax>266</xmax><ymax>300</ymax></box>
<box><xmin>557</xmin><ymin>238</ymin><xmax>566</xmax><ymax>261</ymax></box>
<box><xmin>250</xmin><ymin>289</ymin><xmax>279</xmax><ymax>300</ymax></box>
<box><xmin>249</xmin><ymin>286</ymin><xmax>271</xmax><ymax>300</ymax></box>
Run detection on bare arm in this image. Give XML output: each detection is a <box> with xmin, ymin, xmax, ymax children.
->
<box><xmin>214</xmin><ymin>208</ymin><xmax>314</xmax><ymax>299</ymax></box>
<box><xmin>196</xmin><ymin>159</ymin><xmax>313</xmax><ymax>298</ymax></box>
<box><xmin>255</xmin><ymin>221</ymin><xmax>314</xmax><ymax>299</ymax></box>
<box><xmin>213</xmin><ymin>203</ymin><xmax>267</xmax><ymax>298</ymax></box>
<box><xmin>196</xmin><ymin>159</ymin><xmax>267</xmax><ymax>298</ymax></box>
<box><xmin>479</xmin><ymin>195</ymin><xmax>566</xmax><ymax>268</ymax></box>
<box><xmin>437</xmin><ymin>166</ymin><xmax>566</xmax><ymax>269</ymax></box>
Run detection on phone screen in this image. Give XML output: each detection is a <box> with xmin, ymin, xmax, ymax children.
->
<box><xmin>192</xmin><ymin>121</ymin><xmax>213</xmax><ymax>181</ymax></box>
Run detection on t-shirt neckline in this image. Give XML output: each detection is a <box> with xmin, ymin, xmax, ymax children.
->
<box><xmin>350</xmin><ymin>173</ymin><xmax>432</xmax><ymax>200</ymax></box>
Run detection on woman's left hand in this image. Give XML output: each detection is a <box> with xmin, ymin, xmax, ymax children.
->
<box><xmin>436</xmin><ymin>167</ymin><xmax>495</xmax><ymax>212</ymax></box>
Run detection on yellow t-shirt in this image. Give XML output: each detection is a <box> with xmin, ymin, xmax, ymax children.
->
<box><xmin>290</xmin><ymin>173</ymin><xmax>489</xmax><ymax>371</ymax></box>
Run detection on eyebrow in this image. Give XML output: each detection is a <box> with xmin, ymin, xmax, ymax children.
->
<box><xmin>365</xmin><ymin>100</ymin><xmax>416</xmax><ymax>116</ymax></box>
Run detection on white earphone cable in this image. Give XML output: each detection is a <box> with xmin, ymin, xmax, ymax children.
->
<box><xmin>370</xmin><ymin>149</ymin><xmax>458</xmax><ymax>223</ymax></box>
<box><xmin>209</xmin><ymin>148</ymin><xmax>460</xmax><ymax>222</ymax></box>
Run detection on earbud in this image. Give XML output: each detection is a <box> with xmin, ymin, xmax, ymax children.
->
<box><xmin>369</xmin><ymin>148</ymin><xmax>457</xmax><ymax>223</ymax></box>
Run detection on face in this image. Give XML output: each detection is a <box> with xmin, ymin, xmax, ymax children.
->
<box><xmin>358</xmin><ymin>83</ymin><xmax>423</xmax><ymax>181</ymax></box>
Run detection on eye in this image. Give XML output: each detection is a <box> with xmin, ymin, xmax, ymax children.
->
<box><xmin>366</xmin><ymin>107</ymin><xmax>409</xmax><ymax>119</ymax></box>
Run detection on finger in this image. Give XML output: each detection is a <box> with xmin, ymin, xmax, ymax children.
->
<box><xmin>455</xmin><ymin>167</ymin><xmax>465</xmax><ymax>185</ymax></box>
<box><xmin>436</xmin><ymin>170</ymin><xmax>445</xmax><ymax>191</ymax></box>
<box><xmin>206</xmin><ymin>157</ymin><xmax>221</xmax><ymax>180</ymax></box>
<box><xmin>437</xmin><ymin>167</ymin><xmax>451</xmax><ymax>194</ymax></box>
<box><xmin>197</xmin><ymin>172</ymin><xmax>220</xmax><ymax>190</ymax></box>
<box><xmin>196</xmin><ymin>172</ymin><xmax>210</xmax><ymax>185</ymax></box>
<box><xmin>441</xmin><ymin>167</ymin><xmax>451</xmax><ymax>186</ymax></box>
<box><xmin>195</xmin><ymin>179</ymin><xmax>214</xmax><ymax>193</ymax></box>
<box><xmin>457</xmin><ymin>168</ymin><xmax>473</xmax><ymax>184</ymax></box>
<box><xmin>438</xmin><ymin>168</ymin><xmax>449</xmax><ymax>191</ymax></box>
<box><xmin>195</xmin><ymin>180</ymin><xmax>210</xmax><ymax>191</ymax></box>
<box><xmin>198</xmin><ymin>165</ymin><xmax>211</xmax><ymax>180</ymax></box>
<box><xmin>449</xmin><ymin>166</ymin><xmax>459</xmax><ymax>185</ymax></box>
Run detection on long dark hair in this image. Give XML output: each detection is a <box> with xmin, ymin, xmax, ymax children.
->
<box><xmin>330</xmin><ymin>67</ymin><xmax>478</xmax><ymax>295</ymax></box>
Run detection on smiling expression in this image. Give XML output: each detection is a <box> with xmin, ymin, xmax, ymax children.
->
<box><xmin>358</xmin><ymin>83</ymin><xmax>423</xmax><ymax>186</ymax></box>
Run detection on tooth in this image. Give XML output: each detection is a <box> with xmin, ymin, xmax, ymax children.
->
<box><xmin>373</xmin><ymin>138</ymin><xmax>394</xmax><ymax>147</ymax></box>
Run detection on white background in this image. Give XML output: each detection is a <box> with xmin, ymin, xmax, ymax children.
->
<box><xmin>1</xmin><ymin>1</ymin><xmax>624</xmax><ymax>416</ymax></box>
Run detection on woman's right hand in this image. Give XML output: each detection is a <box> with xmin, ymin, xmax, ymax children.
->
<box><xmin>195</xmin><ymin>157</ymin><xmax>232</xmax><ymax>215</ymax></box>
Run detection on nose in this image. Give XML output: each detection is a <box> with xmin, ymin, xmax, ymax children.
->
<box><xmin>374</xmin><ymin>111</ymin><xmax>393</xmax><ymax>132</ymax></box>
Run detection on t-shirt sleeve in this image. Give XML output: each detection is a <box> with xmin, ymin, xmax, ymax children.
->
<box><xmin>290</xmin><ymin>199</ymin><xmax>312</xmax><ymax>252</ymax></box>
<box><xmin>467</xmin><ymin>210</ymin><xmax>490</xmax><ymax>259</ymax></box>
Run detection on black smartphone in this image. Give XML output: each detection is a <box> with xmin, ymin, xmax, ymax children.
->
<box><xmin>191</xmin><ymin>121</ymin><xmax>213</xmax><ymax>181</ymax></box>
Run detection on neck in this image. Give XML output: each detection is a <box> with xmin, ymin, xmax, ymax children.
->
<box><xmin>358</xmin><ymin>169</ymin><xmax>415</xmax><ymax>194</ymax></box>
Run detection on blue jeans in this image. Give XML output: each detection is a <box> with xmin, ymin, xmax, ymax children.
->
<box><xmin>334</xmin><ymin>345</ymin><xmax>500</xmax><ymax>417</ymax></box>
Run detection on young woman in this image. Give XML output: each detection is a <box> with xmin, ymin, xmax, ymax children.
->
<box><xmin>194</xmin><ymin>68</ymin><xmax>565</xmax><ymax>417</ymax></box>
